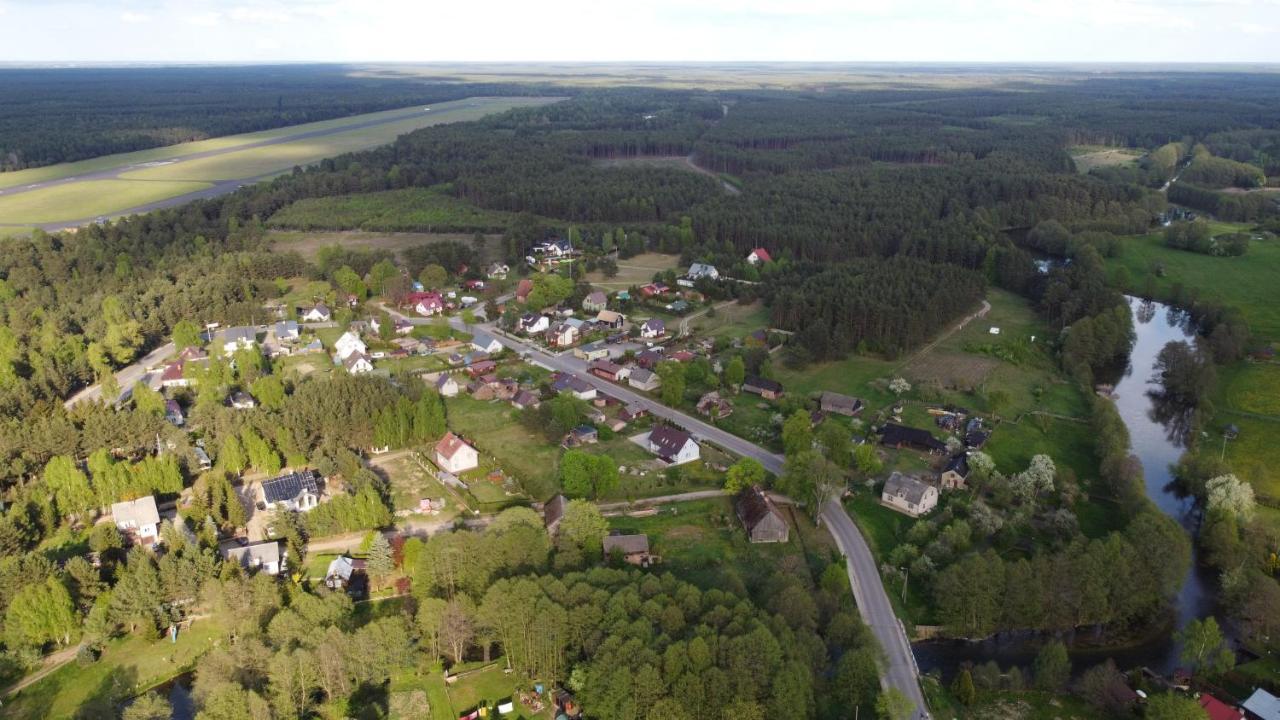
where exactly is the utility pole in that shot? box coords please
[901,566,909,602]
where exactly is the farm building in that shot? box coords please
[940,453,970,490]
[735,486,789,543]
[820,391,863,416]
[589,359,630,382]
[879,423,946,454]
[742,375,783,400]
[544,495,568,534]
[602,533,652,565]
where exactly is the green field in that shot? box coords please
[1108,230,1280,341]
[1069,145,1144,174]
[267,187,520,233]
[3,616,226,720]
[0,97,558,227]
[1221,363,1280,416]
[0,179,212,224]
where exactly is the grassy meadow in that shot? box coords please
[267,187,520,233]
[0,179,212,224]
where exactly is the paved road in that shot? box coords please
[461,319,928,718]
[823,500,929,719]
[63,341,176,409]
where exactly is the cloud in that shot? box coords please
[119,11,150,23]
[185,11,221,26]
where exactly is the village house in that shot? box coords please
[589,359,630,383]
[620,403,649,422]
[940,453,970,490]
[193,446,213,471]
[518,313,550,334]
[1242,688,1279,720]
[262,469,321,512]
[515,278,533,304]
[639,318,665,339]
[222,540,285,576]
[735,485,789,543]
[435,374,461,398]
[217,326,257,356]
[634,349,665,369]
[820,391,864,416]
[573,342,610,362]
[745,248,773,265]
[582,291,608,313]
[411,292,444,317]
[111,495,161,545]
[333,330,367,361]
[324,555,367,592]
[229,391,257,410]
[300,303,332,323]
[470,331,504,355]
[645,426,700,465]
[603,533,652,566]
[881,472,939,517]
[164,399,185,427]
[160,361,193,388]
[628,368,661,392]
[511,389,541,410]
[595,309,625,330]
[547,322,579,347]
[564,424,599,447]
[371,316,413,336]
[880,423,947,454]
[741,375,783,400]
[696,391,733,418]
[486,262,510,279]
[1199,694,1246,720]
[553,374,597,400]
[543,495,568,534]
[435,432,479,474]
[342,351,374,374]
[680,263,720,287]
[272,320,301,343]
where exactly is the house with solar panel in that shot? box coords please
[260,469,321,512]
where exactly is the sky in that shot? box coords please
[0,0,1277,64]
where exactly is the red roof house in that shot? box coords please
[1199,694,1245,720]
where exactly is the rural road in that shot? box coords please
[63,341,176,409]
[461,318,929,718]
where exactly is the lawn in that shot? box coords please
[376,454,459,516]
[1220,362,1280,417]
[688,300,770,340]
[269,229,502,265]
[0,179,212,224]
[445,396,562,501]
[268,187,521,233]
[606,497,814,591]
[1069,145,1144,174]
[445,665,547,719]
[3,616,227,720]
[583,252,680,291]
[1206,414,1280,503]
[1107,230,1280,341]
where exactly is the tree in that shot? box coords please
[4,576,78,648]
[249,375,286,411]
[332,266,368,300]
[1012,454,1055,505]
[951,668,977,705]
[219,434,247,474]
[723,356,745,389]
[527,274,573,309]
[132,381,166,417]
[171,320,202,351]
[558,500,608,556]
[419,264,448,289]
[44,455,96,519]
[1177,616,1235,677]
[123,691,173,720]
[657,361,686,406]
[817,420,853,467]
[724,458,766,494]
[853,444,883,475]
[1033,640,1070,690]
[781,410,812,456]
[560,451,619,499]
[440,598,474,665]
[101,295,143,364]
[1146,693,1209,720]
[1205,474,1255,523]
[888,377,911,396]
[366,532,393,588]
[875,687,915,720]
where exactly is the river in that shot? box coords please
[914,296,1216,678]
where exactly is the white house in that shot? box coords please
[333,330,367,361]
[229,391,257,410]
[678,263,720,287]
[300,303,332,323]
[640,318,666,339]
[881,472,939,517]
[486,262,510,279]
[518,314,550,335]
[217,326,257,356]
[548,322,579,347]
[435,374,461,398]
[111,496,161,544]
[414,294,444,317]
[470,331,503,354]
[628,368,661,392]
[645,427,700,465]
[435,432,479,474]
[261,469,321,512]
[222,540,285,576]
[342,352,374,374]
[272,320,301,343]
[745,248,773,265]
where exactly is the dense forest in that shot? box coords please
[0,65,550,170]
